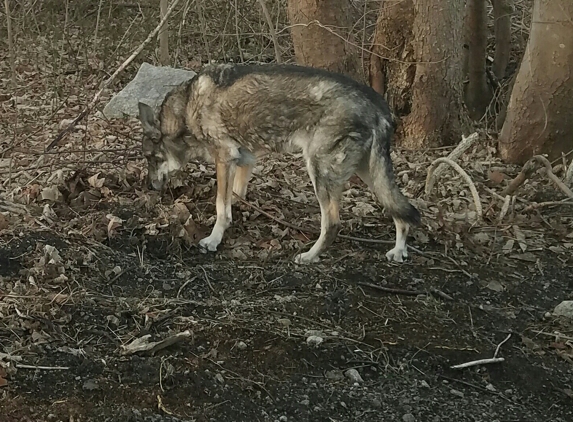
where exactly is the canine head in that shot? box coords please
[138,100,190,191]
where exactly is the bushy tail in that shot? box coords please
[369,126,421,226]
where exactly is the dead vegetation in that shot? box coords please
[1,1,573,421]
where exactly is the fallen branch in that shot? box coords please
[120,330,192,355]
[451,333,511,369]
[16,364,70,370]
[424,132,479,196]
[522,199,573,213]
[502,155,573,199]
[358,281,453,301]
[425,157,483,220]
[46,0,184,151]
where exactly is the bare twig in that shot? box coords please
[425,157,483,220]
[358,282,453,301]
[16,364,70,370]
[257,0,281,63]
[4,0,16,87]
[46,0,184,151]
[503,155,573,199]
[425,132,479,195]
[522,199,573,213]
[451,333,511,369]
[450,357,505,369]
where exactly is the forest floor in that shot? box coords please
[1,1,573,421]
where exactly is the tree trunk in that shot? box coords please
[369,0,415,114]
[404,0,467,148]
[287,0,362,81]
[492,0,512,80]
[464,0,493,121]
[498,0,573,164]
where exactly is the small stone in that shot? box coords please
[450,389,464,398]
[236,341,247,350]
[344,368,364,383]
[215,373,225,384]
[370,398,382,408]
[485,383,496,392]
[306,335,324,347]
[279,416,288,422]
[420,380,430,388]
[300,399,310,406]
[402,413,416,422]
[325,370,344,381]
[82,379,99,391]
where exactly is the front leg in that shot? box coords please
[199,156,236,252]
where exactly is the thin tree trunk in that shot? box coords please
[464,0,493,121]
[287,0,362,81]
[159,0,169,65]
[498,0,573,164]
[492,0,512,80]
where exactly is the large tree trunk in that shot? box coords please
[464,0,493,121]
[498,0,573,164]
[287,0,362,81]
[369,0,415,113]
[403,0,466,149]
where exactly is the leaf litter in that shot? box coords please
[1,3,573,421]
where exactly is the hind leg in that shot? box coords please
[385,218,409,262]
[356,165,410,263]
[294,172,342,264]
[232,163,253,203]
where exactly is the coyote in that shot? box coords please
[138,63,420,264]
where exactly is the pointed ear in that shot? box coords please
[138,102,161,140]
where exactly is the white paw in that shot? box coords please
[294,252,320,265]
[198,235,221,253]
[386,247,408,263]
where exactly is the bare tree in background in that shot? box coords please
[492,0,512,79]
[4,0,16,87]
[287,0,361,81]
[159,0,170,65]
[498,0,573,164]
[370,0,466,149]
[464,0,493,121]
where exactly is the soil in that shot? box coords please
[1,202,572,422]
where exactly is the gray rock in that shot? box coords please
[103,62,196,119]
[553,301,573,319]
[344,368,364,383]
[402,414,416,422]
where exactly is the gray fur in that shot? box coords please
[138,63,420,264]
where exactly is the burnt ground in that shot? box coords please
[1,195,572,422]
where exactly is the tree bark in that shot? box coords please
[369,0,415,114]
[400,0,466,149]
[498,0,573,164]
[492,0,512,80]
[287,0,362,81]
[464,0,493,121]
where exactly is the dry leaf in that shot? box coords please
[88,173,105,189]
[40,186,62,202]
[106,214,123,237]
